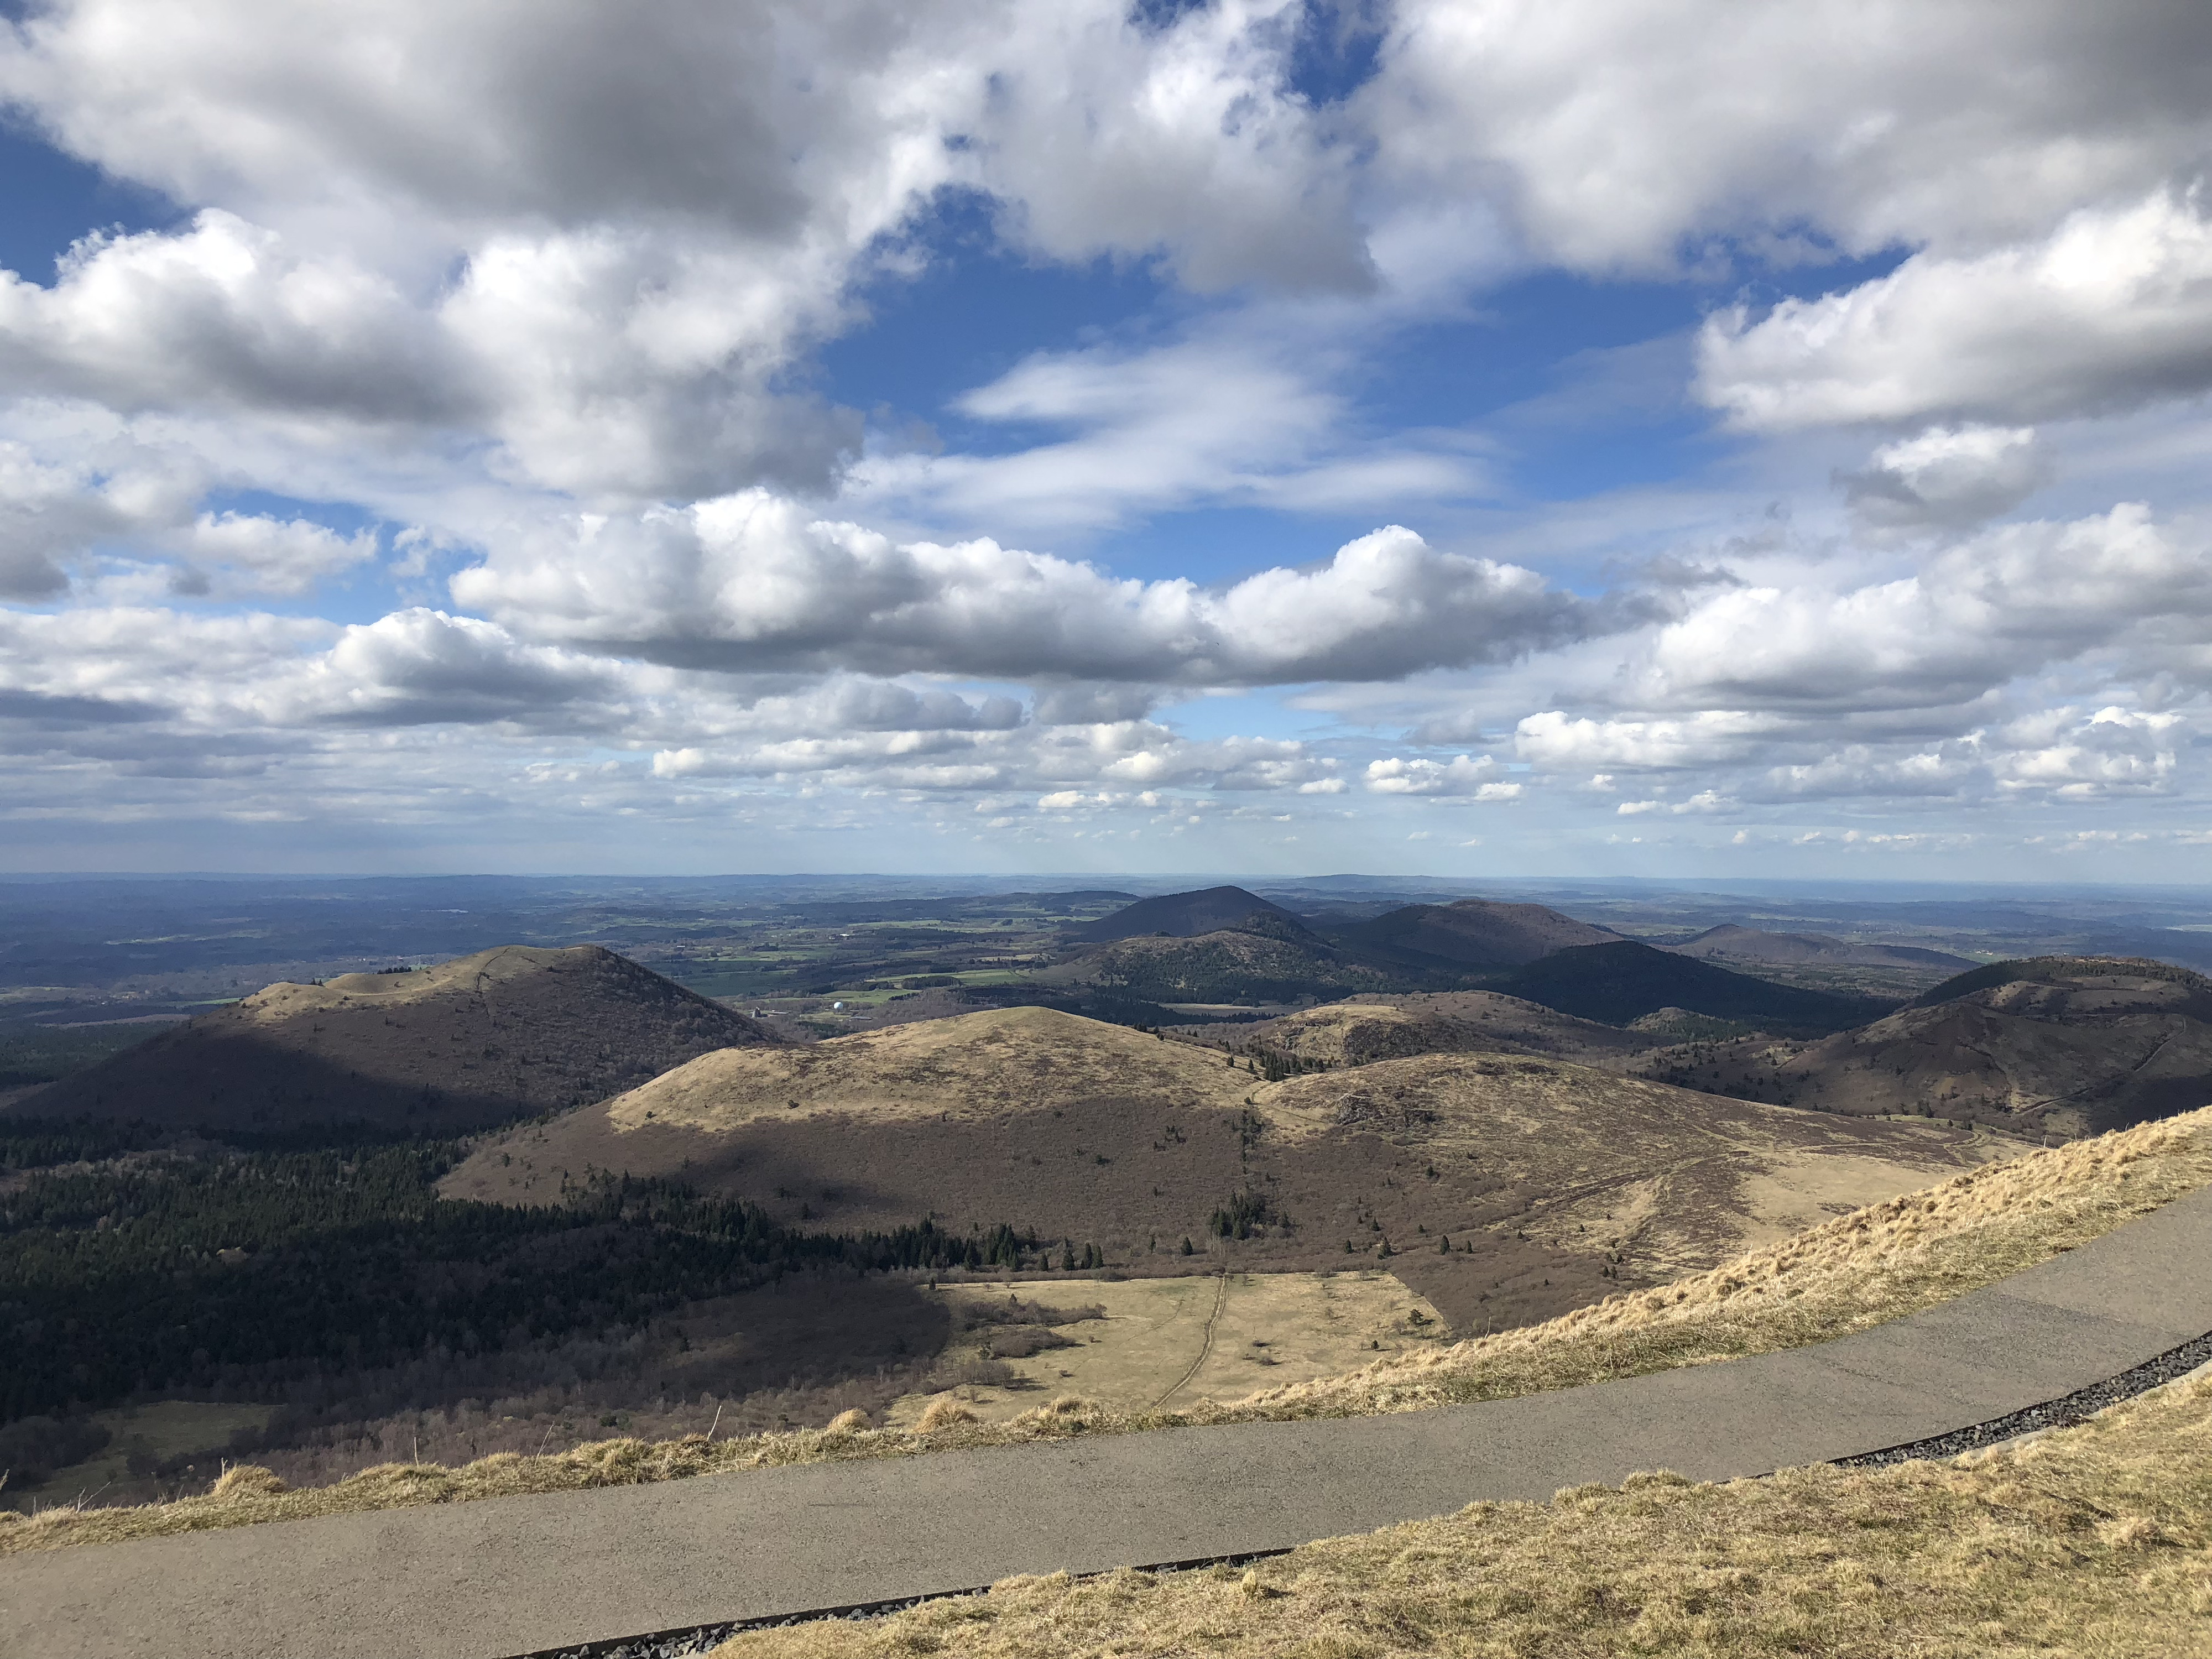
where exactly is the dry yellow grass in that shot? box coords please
[8,1106,2206,1558]
[1212,992,1644,1070]
[883,1270,1448,1426]
[1239,1103,2212,1419]
[708,1368,2212,1659]
[238,945,598,1023]
[604,1005,1258,1129]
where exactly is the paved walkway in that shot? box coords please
[8,1186,2211,1659]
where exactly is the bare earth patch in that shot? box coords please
[712,1369,2212,1659]
[8,1107,2203,1558]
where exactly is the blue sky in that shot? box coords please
[0,1,2208,880]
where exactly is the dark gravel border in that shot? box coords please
[510,1329,2212,1659]
[1832,1324,2212,1468]
[508,1550,1293,1659]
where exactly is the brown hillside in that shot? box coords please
[1671,924,1971,972]
[1045,926,1381,1004]
[16,945,780,1133]
[447,1006,2003,1334]
[1070,885,1306,943]
[596,1006,1254,1128]
[1340,898,1619,967]
[1640,957,2212,1138]
[1177,992,1650,1069]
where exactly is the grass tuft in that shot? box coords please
[912,1397,979,1433]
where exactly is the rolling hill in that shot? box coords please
[1070,886,1309,944]
[1172,992,1651,1070]
[1053,921,1384,1007]
[1334,898,1619,969]
[1670,924,1973,972]
[447,1004,2001,1332]
[1495,940,1897,1035]
[1649,957,2212,1138]
[13,945,780,1133]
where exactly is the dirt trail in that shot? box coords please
[1152,1272,1229,1408]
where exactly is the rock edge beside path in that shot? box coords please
[8,1186,2211,1659]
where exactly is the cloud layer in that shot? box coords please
[453,505,1600,685]
[0,1,2208,873]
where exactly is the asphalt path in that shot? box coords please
[8,1185,2211,1659]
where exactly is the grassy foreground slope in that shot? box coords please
[716,1371,2212,1659]
[8,1107,2204,1556]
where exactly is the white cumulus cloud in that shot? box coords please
[1698,190,2212,432]
[453,501,1599,685]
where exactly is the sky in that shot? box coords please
[0,0,2209,880]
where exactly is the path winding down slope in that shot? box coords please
[8,1187,2211,1659]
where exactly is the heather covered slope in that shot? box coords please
[448,1005,1999,1330]
[15,945,780,1133]
[1656,957,2212,1138]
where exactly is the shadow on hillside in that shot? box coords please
[14,1272,964,1509]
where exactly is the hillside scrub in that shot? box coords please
[8,1106,2206,1556]
[709,1369,2212,1659]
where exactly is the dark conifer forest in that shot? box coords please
[0,1123,1041,1427]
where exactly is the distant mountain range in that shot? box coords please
[1334,899,1621,968]
[16,887,2208,1149]
[1666,924,1973,972]
[1060,889,1886,1035]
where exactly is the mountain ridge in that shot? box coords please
[14,945,781,1133]
[1069,886,1312,945]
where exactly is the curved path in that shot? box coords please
[8,1186,2212,1659]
